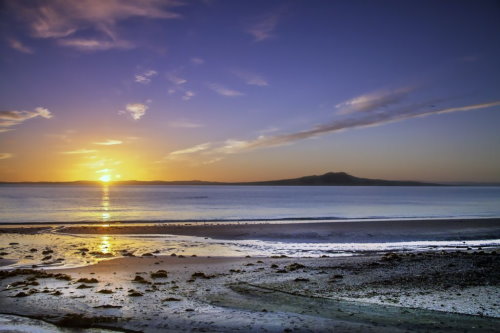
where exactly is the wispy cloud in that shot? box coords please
[169,143,212,156]
[94,139,123,145]
[120,103,148,120]
[7,38,33,54]
[135,69,158,84]
[335,87,413,115]
[164,88,500,164]
[167,73,187,85]
[165,143,212,162]
[182,90,195,101]
[246,10,284,42]
[208,83,244,97]
[0,153,13,160]
[233,70,268,86]
[0,107,52,132]
[190,57,205,65]
[61,149,97,155]
[168,119,203,128]
[11,0,182,51]
[58,38,134,51]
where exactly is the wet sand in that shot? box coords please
[0,250,499,332]
[54,218,500,243]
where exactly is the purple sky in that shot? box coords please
[1,0,499,182]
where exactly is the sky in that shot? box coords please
[1,0,499,183]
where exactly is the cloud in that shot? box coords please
[167,73,187,85]
[336,87,413,115]
[0,153,13,160]
[247,11,283,42]
[58,38,134,51]
[182,90,195,101]
[61,149,97,155]
[121,103,148,120]
[233,70,268,86]
[165,87,500,164]
[166,143,212,161]
[7,38,33,54]
[15,0,182,38]
[169,143,212,156]
[10,0,182,51]
[190,57,205,65]
[135,69,157,84]
[94,139,123,145]
[0,107,52,132]
[168,119,203,128]
[208,83,244,97]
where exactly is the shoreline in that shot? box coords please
[54,217,500,243]
[1,218,499,243]
[1,215,499,226]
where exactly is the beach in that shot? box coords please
[1,219,500,332]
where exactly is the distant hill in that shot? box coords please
[233,172,439,186]
[0,172,441,186]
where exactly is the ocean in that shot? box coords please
[1,185,500,224]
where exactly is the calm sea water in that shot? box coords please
[0,185,500,224]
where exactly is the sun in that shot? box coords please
[99,174,111,182]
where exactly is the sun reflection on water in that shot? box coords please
[99,235,112,254]
[101,184,110,223]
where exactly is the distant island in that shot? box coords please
[0,172,441,186]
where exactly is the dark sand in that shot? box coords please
[53,218,500,243]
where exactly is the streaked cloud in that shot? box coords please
[61,149,97,155]
[7,38,33,54]
[168,119,203,128]
[336,87,413,115]
[94,139,123,145]
[167,142,212,158]
[190,57,205,65]
[208,83,244,97]
[167,73,187,85]
[135,70,157,84]
[0,107,52,132]
[58,38,134,51]
[121,103,148,120]
[0,153,13,160]
[247,11,283,42]
[166,86,500,164]
[233,70,269,86]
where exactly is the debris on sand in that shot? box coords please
[133,275,151,284]
[76,277,98,283]
[97,289,114,294]
[76,284,93,289]
[191,272,214,279]
[150,270,168,278]
[56,313,118,328]
[94,304,122,309]
[162,297,181,302]
[286,263,306,271]
[128,291,144,297]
